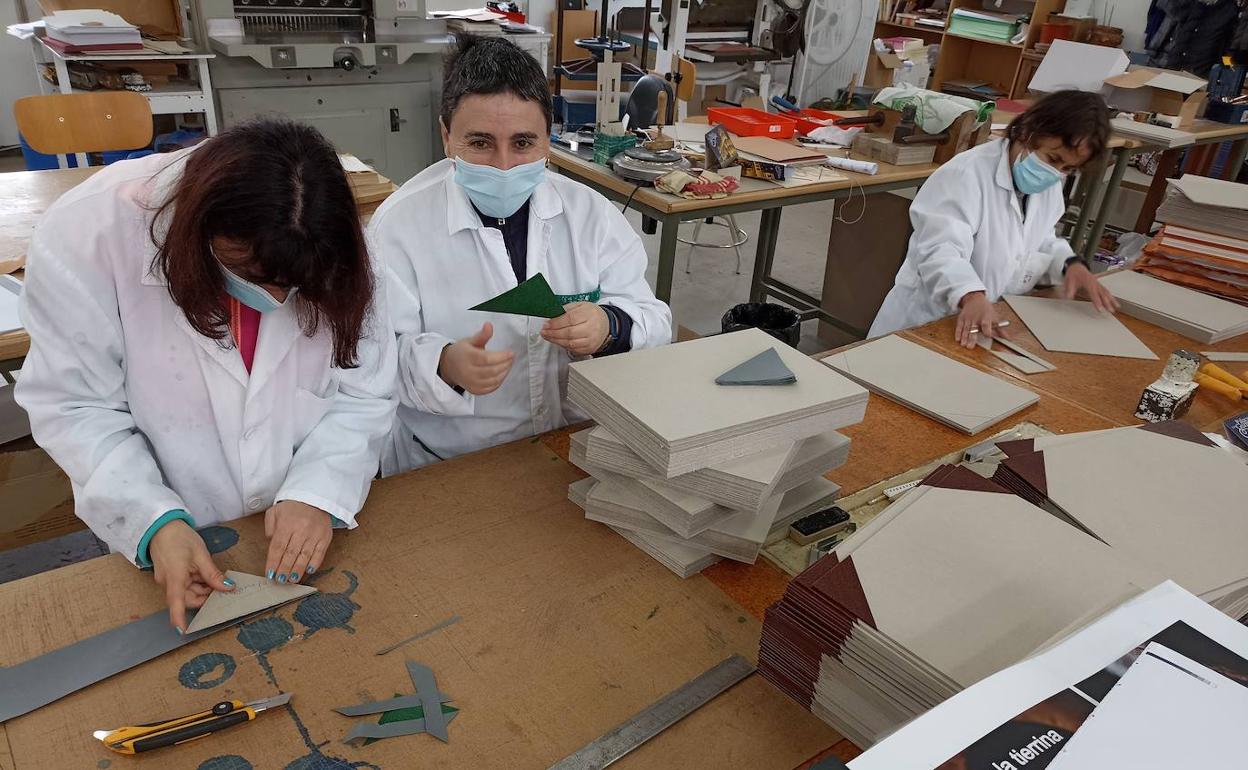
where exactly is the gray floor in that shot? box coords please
[625,201,842,354]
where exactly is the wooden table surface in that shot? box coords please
[547,146,937,215]
[3,303,1243,768]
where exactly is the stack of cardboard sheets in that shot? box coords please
[565,329,869,577]
[1098,270,1248,343]
[1140,176,1248,307]
[760,422,1248,745]
[339,154,398,215]
[992,422,1248,616]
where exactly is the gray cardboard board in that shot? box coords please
[1004,295,1158,360]
[715,348,797,386]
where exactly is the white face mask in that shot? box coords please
[452,157,547,219]
[212,246,293,313]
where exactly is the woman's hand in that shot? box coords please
[149,519,234,634]
[1062,262,1119,313]
[439,322,515,395]
[265,500,333,585]
[955,291,1008,349]
[541,302,610,356]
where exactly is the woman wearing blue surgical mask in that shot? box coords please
[16,118,397,633]
[870,90,1120,346]
[372,34,672,475]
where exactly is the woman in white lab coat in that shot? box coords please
[374,35,672,475]
[870,90,1119,346]
[16,119,397,633]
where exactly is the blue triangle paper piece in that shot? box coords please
[715,347,797,386]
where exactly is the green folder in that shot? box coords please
[470,273,567,319]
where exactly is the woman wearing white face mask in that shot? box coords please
[373,34,672,475]
[869,90,1120,347]
[16,119,397,633]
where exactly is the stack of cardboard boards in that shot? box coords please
[1136,176,1248,310]
[565,329,868,577]
[760,423,1248,745]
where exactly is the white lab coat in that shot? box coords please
[15,150,398,563]
[373,158,672,475]
[869,138,1076,338]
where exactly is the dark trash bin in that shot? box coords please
[721,302,801,348]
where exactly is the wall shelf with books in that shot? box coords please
[878,0,1066,98]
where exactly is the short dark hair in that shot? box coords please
[441,33,553,131]
[1006,90,1111,166]
[149,118,373,369]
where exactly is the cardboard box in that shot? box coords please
[1105,68,1208,127]
[0,438,80,553]
[39,0,184,39]
[865,49,905,89]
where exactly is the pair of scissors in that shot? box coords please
[93,693,292,754]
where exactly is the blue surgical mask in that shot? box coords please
[219,263,291,313]
[453,157,546,219]
[1011,151,1064,195]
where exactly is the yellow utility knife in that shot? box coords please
[93,693,291,754]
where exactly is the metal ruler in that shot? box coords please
[548,654,756,770]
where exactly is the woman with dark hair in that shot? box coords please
[870,90,1120,345]
[16,119,397,633]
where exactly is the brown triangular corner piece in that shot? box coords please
[1137,419,1218,448]
[811,556,877,631]
[996,452,1049,500]
[185,571,316,634]
[919,464,1012,494]
[994,438,1035,458]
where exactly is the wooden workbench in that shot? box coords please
[548,146,937,312]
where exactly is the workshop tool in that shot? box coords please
[93,693,291,754]
[548,654,755,769]
[789,505,853,545]
[1138,350,1203,421]
[968,320,1011,335]
[1196,373,1243,401]
[1200,363,1248,394]
[610,146,691,184]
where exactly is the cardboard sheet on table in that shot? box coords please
[1047,643,1248,770]
[822,335,1038,434]
[1170,175,1248,210]
[184,570,316,634]
[1099,270,1248,338]
[470,273,565,318]
[1004,294,1158,360]
[732,136,827,163]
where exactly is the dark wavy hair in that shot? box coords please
[1006,90,1111,167]
[148,118,371,368]
[441,33,553,131]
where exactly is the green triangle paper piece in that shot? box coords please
[470,273,566,319]
[362,697,460,746]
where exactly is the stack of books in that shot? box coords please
[42,10,141,54]
[564,328,869,578]
[1137,175,1248,306]
[760,422,1248,746]
[947,7,1021,41]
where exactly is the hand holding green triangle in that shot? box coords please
[470,273,567,319]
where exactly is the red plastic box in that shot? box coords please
[707,107,798,138]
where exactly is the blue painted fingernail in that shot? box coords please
[267,570,275,580]
[306,565,316,574]
[278,574,286,583]
[176,627,184,636]
[223,578,236,588]
[290,572,299,583]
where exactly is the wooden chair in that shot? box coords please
[13,92,153,169]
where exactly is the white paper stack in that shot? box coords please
[567,328,869,477]
[565,329,866,577]
[1098,270,1248,343]
[846,582,1248,770]
[43,10,141,49]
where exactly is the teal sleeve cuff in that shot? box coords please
[329,513,347,530]
[135,509,196,568]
